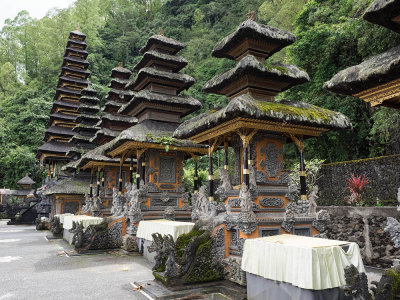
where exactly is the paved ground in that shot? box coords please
[0,220,154,300]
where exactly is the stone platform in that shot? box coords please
[134,279,247,300]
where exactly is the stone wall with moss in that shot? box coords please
[316,154,400,206]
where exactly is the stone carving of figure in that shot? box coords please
[239,184,252,212]
[197,186,209,216]
[385,217,400,248]
[249,162,257,188]
[308,185,319,217]
[111,187,125,216]
[81,193,91,214]
[219,168,232,191]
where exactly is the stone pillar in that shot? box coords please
[224,142,229,170]
[209,148,214,201]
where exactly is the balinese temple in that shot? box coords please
[37,28,90,173]
[67,84,101,159]
[12,174,36,202]
[172,17,351,282]
[61,63,139,217]
[105,33,208,224]
[91,64,137,145]
[36,29,91,216]
[324,0,400,109]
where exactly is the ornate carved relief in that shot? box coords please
[63,201,79,214]
[265,142,278,178]
[259,197,284,207]
[159,156,176,183]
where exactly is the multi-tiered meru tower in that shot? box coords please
[37,29,90,175]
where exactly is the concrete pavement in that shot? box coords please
[0,220,154,300]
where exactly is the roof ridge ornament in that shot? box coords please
[118,62,123,68]
[246,10,256,21]
[76,25,80,31]
[158,29,164,36]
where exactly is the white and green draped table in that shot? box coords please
[54,213,74,224]
[62,215,104,244]
[241,234,365,300]
[136,219,195,262]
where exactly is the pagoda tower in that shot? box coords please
[105,33,205,223]
[172,17,351,284]
[91,63,137,145]
[37,29,90,175]
[67,84,101,159]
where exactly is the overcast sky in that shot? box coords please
[0,0,76,29]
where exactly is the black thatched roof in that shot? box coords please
[47,113,77,127]
[44,176,90,196]
[212,19,296,60]
[173,94,351,139]
[126,67,195,92]
[45,126,75,137]
[104,100,123,110]
[37,141,71,154]
[105,119,206,154]
[54,87,81,100]
[100,114,137,124]
[109,78,130,87]
[17,174,35,186]
[61,66,90,78]
[324,45,400,96]
[65,47,88,59]
[11,189,34,196]
[363,0,400,33]
[70,29,86,38]
[77,104,100,114]
[106,89,132,100]
[111,65,132,78]
[203,55,309,95]
[140,34,184,55]
[90,128,120,143]
[57,76,89,87]
[118,90,202,116]
[81,85,97,96]
[62,56,89,68]
[75,114,100,124]
[134,50,188,72]
[66,39,87,50]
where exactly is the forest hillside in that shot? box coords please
[0,0,399,188]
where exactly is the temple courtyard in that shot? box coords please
[0,220,153,300]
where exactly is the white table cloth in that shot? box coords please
[241,234,365,290]
[62,215,104,230]
[54,213,74,224]
[136,219,195,241]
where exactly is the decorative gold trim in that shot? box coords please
[208,196,214,201]
[190,118,326,143]
[353,78,400,107]
[224,165,229,170]
[300,171,306,176]
[243,169,249,174]
[208,175,214,180]
[194,176,198,180]
[300,195,307,200]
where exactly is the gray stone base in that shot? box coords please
[121,235,138,252]
[143,239,156,263]
[134,279,246,300]
[63,228,74,245]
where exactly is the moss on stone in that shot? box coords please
[385,268,400,300]
[175,228,204,257]
[153,271,168,286]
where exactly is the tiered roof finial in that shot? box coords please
[118,61,123,68]
[246,10,256,21]
[158,29,164,36]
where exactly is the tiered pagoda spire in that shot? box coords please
[118,34,200,122]
[91,63,137,145]
[67,84,101,158]
[37,29,90,166]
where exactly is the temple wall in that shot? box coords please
[318,206,400,268]
[317,154,400,206]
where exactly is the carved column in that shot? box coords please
[299,143,307,200]
[129,156,134,184]
[243,144,249,187]
[141,151,146,185]
[224,142,229,170]
[194,156,198,193]
[96,168,101,197]
[209,148,214,201]
[89,169,94,200]
[118,161,123,195]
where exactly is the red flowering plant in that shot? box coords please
[345,174,369,206]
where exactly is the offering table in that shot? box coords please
[241,234,365,300]
[62,215,104,244]
[136,219,195,262]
